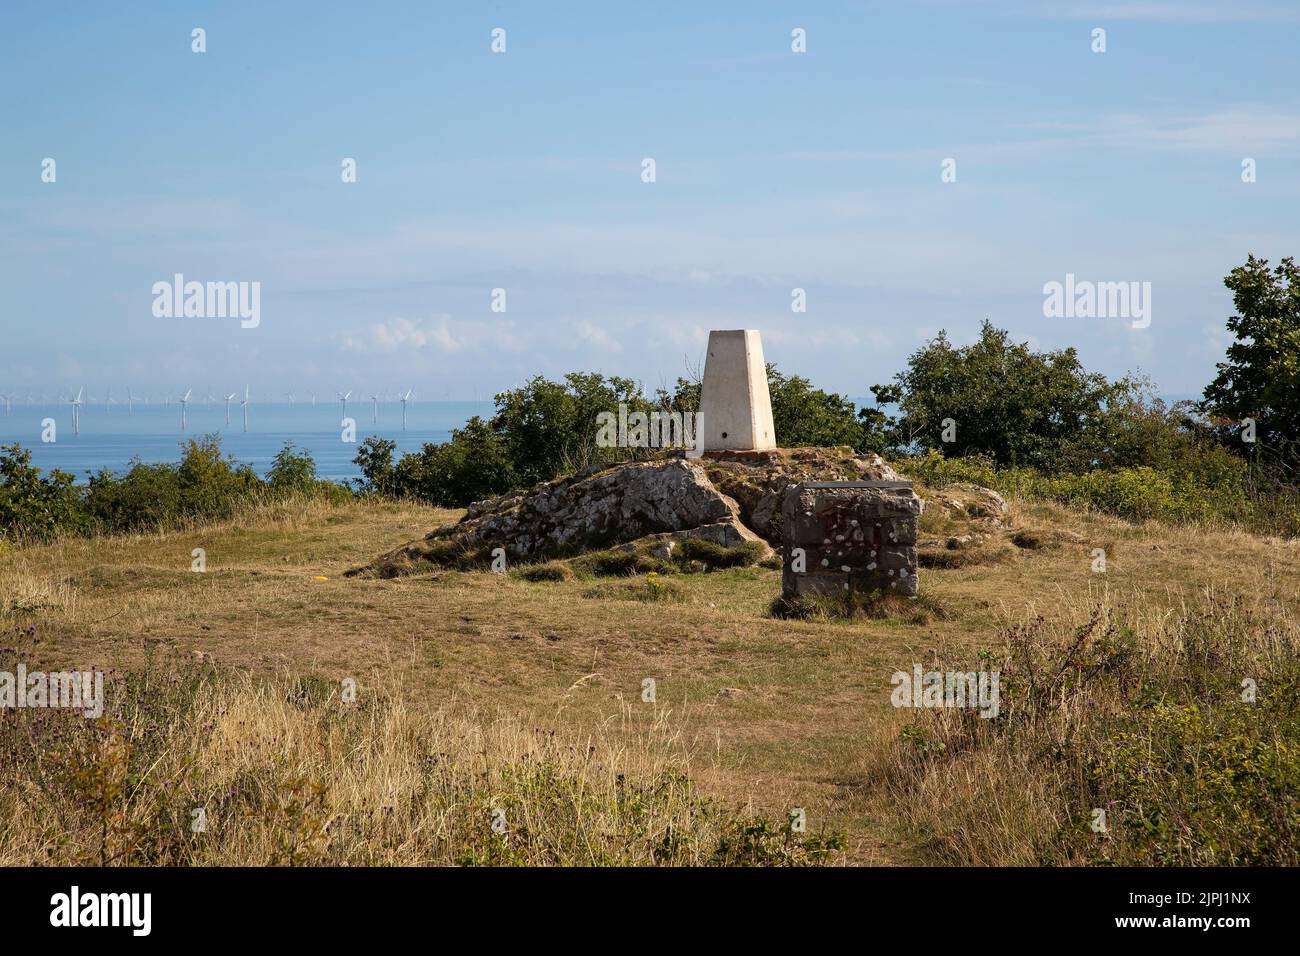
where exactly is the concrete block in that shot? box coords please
[698,330,777,452]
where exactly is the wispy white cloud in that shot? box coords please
[786,107,1300,165]
[572,321,624,353]
[336,315,524,355]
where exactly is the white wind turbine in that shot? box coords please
[224,391,236,426]
[370,391,379,425]
[68,387,83,436]
[284,391,295,406]
[338,389,351,421]
[179,388,192,431]
[241,386,250,432]
[104,387,114,413]
[400,388,413,431]
[1,393,11,415]
[126,387,136,415]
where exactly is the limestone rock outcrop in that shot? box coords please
[356,446,916,579]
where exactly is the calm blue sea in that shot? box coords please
[0,401,495,484]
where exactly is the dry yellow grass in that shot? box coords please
[2,491,1298,864]
[0,659,768,865]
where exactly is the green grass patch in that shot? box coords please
[513,561,574,583]
[582,574,685,603]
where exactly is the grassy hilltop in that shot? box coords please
[2,474,1296,866]
[4,270,1298,864]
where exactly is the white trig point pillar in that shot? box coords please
[698,329,777,451]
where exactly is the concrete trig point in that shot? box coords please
[698,330,776,452]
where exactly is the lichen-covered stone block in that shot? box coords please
[781,481,923,598]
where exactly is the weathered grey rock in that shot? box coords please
[702,447,901,543]
[358,447,916,578]
[930,483,1009,523]
[781,480,923,598]
[367,459,745,573]
[614,519,767,558]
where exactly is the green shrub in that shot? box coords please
[581,549,671,577]
[515,561,573,583]
[673,538,765,569]
[267,442,317,493]
[391,417,516,507]
[707,817,847,866]
[903,448,1298,536]
[1,437,350,542]
[1095,689,1300,865]
[0,444,85,541]
[84,460,183,532]
[884,594,1300,866]
[576,540,765,577]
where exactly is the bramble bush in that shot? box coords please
[883,594,1300,866]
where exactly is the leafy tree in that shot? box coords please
[669,365,863,450]
[268,442,319,493]
[1201,255,1300,463]
[491,373,653,484]
[85,460,182,532]
[892,320,1136,472]
[394,416,516,506]
[767,366,862,449]
[857,383,903,454]
[353,437,398,496]
[176,435,259,518]
[0,444,82,541]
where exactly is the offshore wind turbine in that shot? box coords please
[400,388,413,431]
[68,387,83,436]
[179,388,192,432]
[224,392,236,426]
[240,386,250,432]
[371,392,379,425]
[338,389,351,421]
[126,387,136,415]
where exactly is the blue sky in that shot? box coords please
[2,0,1297,402]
